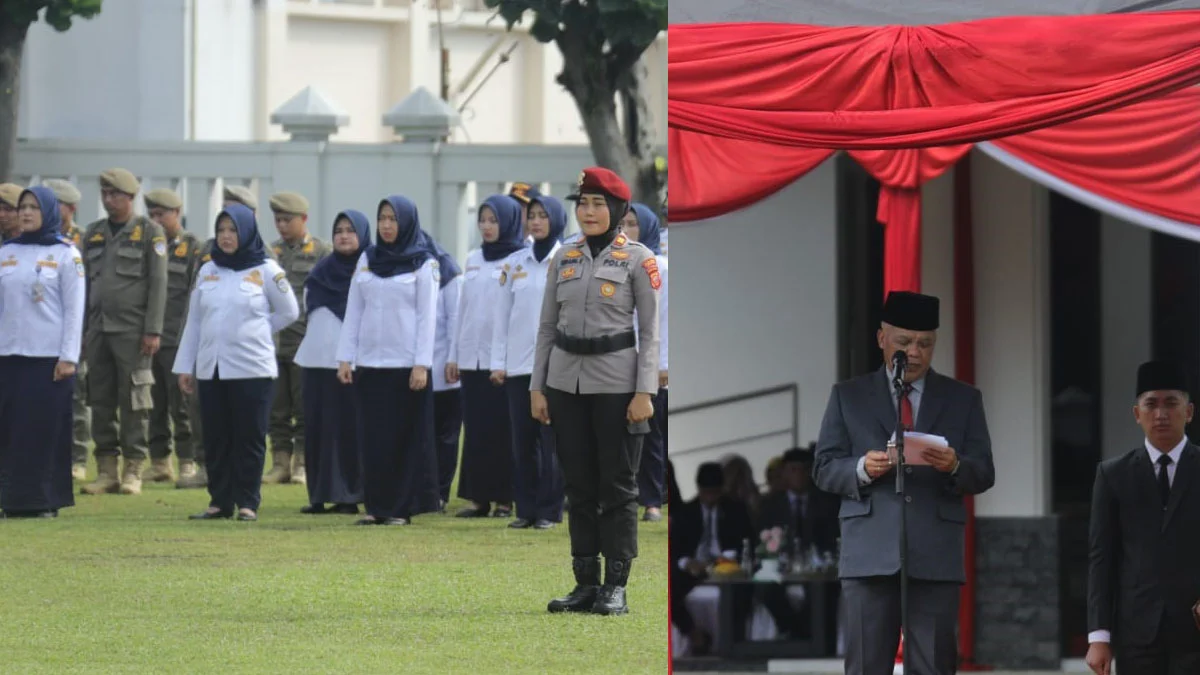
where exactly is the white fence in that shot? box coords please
[12,139,595,262]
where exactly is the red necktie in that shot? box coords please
[900,384,914,431]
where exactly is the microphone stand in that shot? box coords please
[890,366,912,674]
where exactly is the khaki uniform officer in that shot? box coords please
[79,168,169,496]
[265,191,330,484]
[43,178,92,480]
[0,183,22,241]
[141,188,203,486]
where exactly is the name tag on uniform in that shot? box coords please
[202,274,220,282]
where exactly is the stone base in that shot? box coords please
[973,516,1061,669]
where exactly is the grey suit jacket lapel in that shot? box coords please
[1163,443,1198,531]
[870,367,899,437]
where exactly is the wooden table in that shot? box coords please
[700,570,840,658]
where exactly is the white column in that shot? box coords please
[971,150,1052,518]
[1100,215,1152,460]
[256,0,291,141]
[407,1,433,95]
[922,167,957,379]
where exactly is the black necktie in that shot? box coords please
[1157,454,1173,507]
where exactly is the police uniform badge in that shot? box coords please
[153,237,167,257]
[600,282,616,298]
[174,241,189,258]
[273,271,289,293]
[73,256,85,277]
[642,257,662,290]
[577,171,586,187]
[499,269,508,286]
[565,249,583,260]
[130,225,143,242]
[561,266,576,280]
[611,250,629,260]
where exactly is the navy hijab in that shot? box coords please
[366,195,432,278]
[305,209,371,320]
[529,195,566,263]
[630,203,662,255]
[479,195,525,262]
[210,203,268,272]
[4,187,65,248]
[420,229,461,289]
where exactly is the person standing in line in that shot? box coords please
[264,191,331,486]
[620,203,668,523]
[420,227,463,514]
[0,184,22,241]
[296,209,370,516]
[79,168,168,497]
[449,195,526,519]
[0,187,85,518]
[195,185,261,266]
[174,204,299,521]
[43,178,92,480]
[491,194,567,530]
[335,196,438,526]
[141,188,202,486]
[532,167,661,616]
[1086,361,1200,675]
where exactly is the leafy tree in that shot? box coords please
[486,0,666,210]
[0,0,103,180]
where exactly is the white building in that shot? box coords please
[18,0,667,147]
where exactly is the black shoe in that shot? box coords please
[355,517,379,526]
[533,519,556,530]
[492,506,513,518]
[332,504,360,515]
[592,559,632,615]
[508,518,533,529]
[381,517,410,526]
[301,504,329,514]
[547,557,601,613]
[455,505,489,518]
[236,511,258,522]
[189,509,233,520]
[35,510,58,519]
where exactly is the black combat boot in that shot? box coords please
[592,558,631,615]
[547,557,600,613]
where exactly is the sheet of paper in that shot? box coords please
[887,432,949,466]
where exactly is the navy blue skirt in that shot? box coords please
[0,356,75,513]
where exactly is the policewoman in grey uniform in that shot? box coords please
[531,167,661,616]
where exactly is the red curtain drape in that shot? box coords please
[668,11,1200,292]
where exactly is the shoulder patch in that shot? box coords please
[153,239,167,257]
[642,257,661,290]
[273,270,289,293]
[74,256,85,277]
[614,233,627,248]
[201,254,212,263]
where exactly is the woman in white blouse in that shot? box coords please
[0,186,85,518]
[295,209,370,516]
[173,204,300,521]
[336,195,438,526]
[448,195,526,519]
[490,194,567,530]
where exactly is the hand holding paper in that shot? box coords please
[888,432,957,471]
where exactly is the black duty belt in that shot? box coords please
[555,330,636,355]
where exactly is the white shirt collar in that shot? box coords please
[524,240,561,264]
[1144,436,1187,464]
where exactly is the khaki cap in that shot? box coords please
[0,183,22,208]
[269,191,309,216]
[144,188,183,210]
[43,179,81,205]
[99,167,140,195]
[223,185,258,211]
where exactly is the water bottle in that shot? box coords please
[740,538,754,574]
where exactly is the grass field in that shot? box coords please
[0,469,668,675]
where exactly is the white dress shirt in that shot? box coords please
[0,242,85,363]
[433,275,463,392]
[335,254,438,369]
[294,306,342,370]
[173,259,300,380]
[453,248,510,370]
[1087,435,1187,645]
[490,243,558,376]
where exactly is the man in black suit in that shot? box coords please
[758,446,840,554]
[1087,360,1200,675]
[670,462,754,653]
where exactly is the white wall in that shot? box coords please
[971,150,1053,518]
[1100,215,1152,460]
[922,167,957,379]
[19,0,189,141]
[668,162,839,499]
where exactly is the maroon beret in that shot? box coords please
[568,167,631,203]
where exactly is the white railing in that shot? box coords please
[12,139,592,263]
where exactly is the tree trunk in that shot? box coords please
[557,36,662,211]
[0,21,29,183]
[616,60,662,211]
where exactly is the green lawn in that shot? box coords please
[0,474,668,674]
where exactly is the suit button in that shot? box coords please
[905,496,912,503]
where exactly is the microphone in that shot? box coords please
[891,350,907,384]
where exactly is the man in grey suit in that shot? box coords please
[813,291,995,675]
[1086,361,1200,675]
